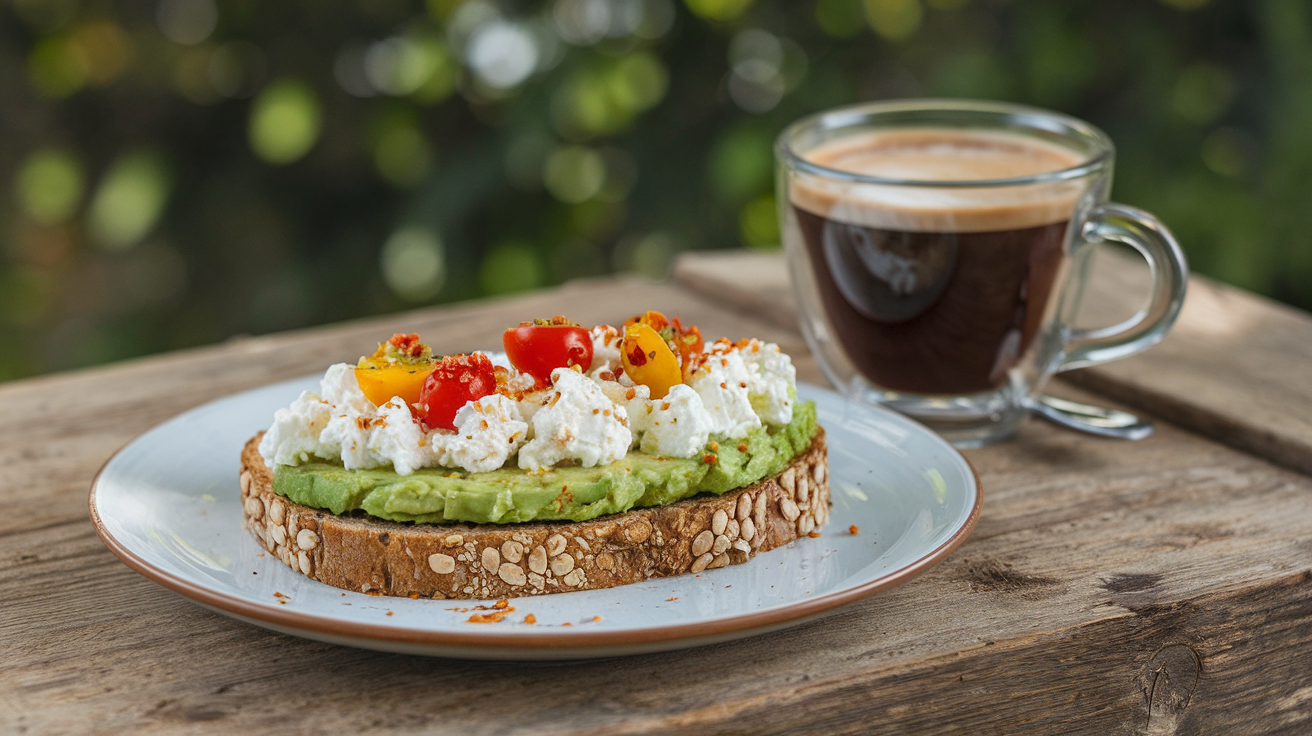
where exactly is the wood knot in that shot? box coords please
[1137,644,1202,735]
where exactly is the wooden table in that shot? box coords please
[5,249,1311,734]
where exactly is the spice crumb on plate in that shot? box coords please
[468,607,515,624]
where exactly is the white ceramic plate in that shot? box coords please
[91,379,980,660]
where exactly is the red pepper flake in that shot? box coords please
[494,599,509,609]
[561,622,573,627]
[625,388,636,400]
[737,443,748,452]
[409,593,420,599]
[468,607,515,624]
[626,343,648,367]
[386,611,393,616]
[591,616,602,622]
[524,613,537,624]
[702,453,717,465]
[808,531,821,538]
[665,597,678,602]
[849,525,860,535]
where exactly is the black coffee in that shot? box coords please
[791,128,1083,395]
[794,209,1068,394]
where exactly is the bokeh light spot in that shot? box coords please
[614,232,676,279]
[366,33,456,99]
[1171,63,1235,125]
[815,0,865,37]
[27,36,89,98]
[466,21,539,90]
[709,126,772,202]
[685,0,755,22]
[739,193,779,249]
[72,22,134,85]
[864,0,922,41]
[480,242,544,295]
[88,152,172,251]
[381,226,446,301]
[373,123,433,188]
[1202,127,1251,178]
[248,78,323,165]
[544,146,607,203]
[17,148,84,225]
[608,52,667,113]
[157,0,219,45]
[174,46,222,105]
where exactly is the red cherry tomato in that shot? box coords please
[417,353,497,431]
[502,319,594,385]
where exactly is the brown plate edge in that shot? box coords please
[87,442,983,655]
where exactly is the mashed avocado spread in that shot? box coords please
[273,401,816,524]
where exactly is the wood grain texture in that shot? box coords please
[3,269,1312,734]
[672,248,1312,476]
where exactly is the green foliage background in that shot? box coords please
[1,0,1307,381]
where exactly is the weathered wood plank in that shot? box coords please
[671,248,1312,476]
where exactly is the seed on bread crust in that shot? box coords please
[691,530,714,557]
[239,429,828,599]
[429,553,456,574]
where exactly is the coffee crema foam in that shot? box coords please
[791,128,1089,233]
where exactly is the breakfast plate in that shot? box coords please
[90,379,980,660]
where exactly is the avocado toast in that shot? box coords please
[244,312,829,598]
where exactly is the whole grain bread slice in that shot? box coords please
[240,430,829,599]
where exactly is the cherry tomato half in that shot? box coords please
[502,318,594,385]
[417,353,497,431]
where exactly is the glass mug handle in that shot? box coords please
[1057,203,1189,372]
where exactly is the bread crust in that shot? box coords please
[240,430,829,599]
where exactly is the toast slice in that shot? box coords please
[240,430,829,599]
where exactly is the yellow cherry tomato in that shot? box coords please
[354,333,436,407]
[354,363,433,407]
[621,323,681,399]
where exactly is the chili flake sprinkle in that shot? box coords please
[849,525,860,535]
[468,608,515,624]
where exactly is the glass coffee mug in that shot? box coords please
[777,99,1188,447]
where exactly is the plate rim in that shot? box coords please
[88,381,982,653]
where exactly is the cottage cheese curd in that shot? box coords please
[517,368,630,471]
[261,334,796,475]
